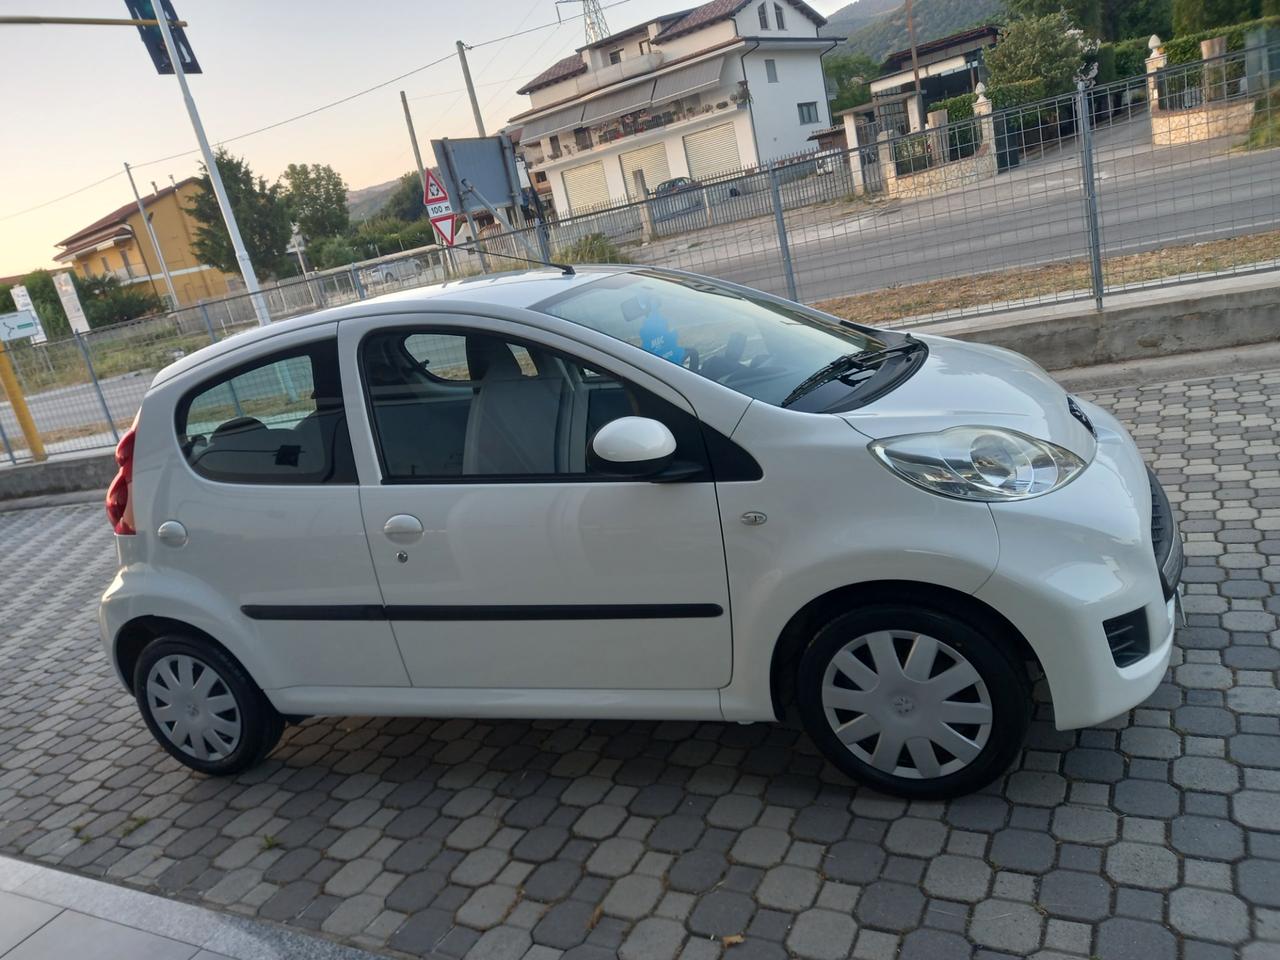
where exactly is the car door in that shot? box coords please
[158,329,409,690]
[338,313,734,691]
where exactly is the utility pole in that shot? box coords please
[124,162,179,308]
[904,0,923,129]
[456,41,486,137]
[400,90,430,197]
[154,13,271,325]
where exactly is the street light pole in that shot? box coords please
[153,13,271,325]
[124,161,179,308]
[904,0,923,129]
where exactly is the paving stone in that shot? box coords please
[855,880,925,932]
[1170,815,1245,860]
[584,838,643,877]
[756,864,821,911]
[923,855,992,903]
[989,829,1055,873]
[532,899,597,950]
[786,909,858,960]
[601,874,664,920]
[619,917,685,960]
[688,888,755,939]
[1095,917,1177,960]
[1237,858,1280,908]
[729,826,790,867]
[968,899,1043,955]
[1038,870,1112,921]
[899,929,972,960]
[1168,887,1251,944]
[457,884,519,930]
[884,818,948,858]
[465,925,531,960]
[667,849,728,893]
[823,840,886,884]
[1105,842,1180,890]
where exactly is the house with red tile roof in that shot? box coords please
[509,0,840,215]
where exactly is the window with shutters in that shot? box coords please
[609,49,622,64]
[765,59,778,83]
[774,3,785,28]
[757,3,769,29]
[798,101,819,124]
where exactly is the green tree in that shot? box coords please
[1006,0,1103,36]
[377,172,429,222]
[986,11,1095,95]
[1173,0,1259,34]
[280,162,350,241]
[188,149,292,279]
[75,274,163,328]
[824,52,881,113]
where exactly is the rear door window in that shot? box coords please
[175,339,355,484]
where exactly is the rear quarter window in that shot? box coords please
[174,339,355,484]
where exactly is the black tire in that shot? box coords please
[133,635,284,776]
[796,603,1030,800]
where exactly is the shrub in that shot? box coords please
[1246,86,1280,148]
[1165,15,1280,63]
[555,233,632,264]
[928,93,977,121]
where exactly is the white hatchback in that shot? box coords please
[100,267,1182,799]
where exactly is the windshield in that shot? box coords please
[536,270,886,407]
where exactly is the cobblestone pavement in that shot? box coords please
[1,368,1279,960]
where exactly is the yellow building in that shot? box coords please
[53,177,238,307]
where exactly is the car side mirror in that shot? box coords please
[589,417,677,478]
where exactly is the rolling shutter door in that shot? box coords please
[620,143,670,199]
[683,122,741,180]
[562,161,610,213]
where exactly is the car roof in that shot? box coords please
[152,264,634,387]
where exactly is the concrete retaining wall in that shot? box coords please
[928,274,1280,371]
[0,453,115,502]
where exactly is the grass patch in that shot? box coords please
[555,232,633,264]
[1246,88,1280,151]
[815,231,1280,326]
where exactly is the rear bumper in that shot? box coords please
[975,400,1179,730]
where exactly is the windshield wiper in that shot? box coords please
[780,335,925,408]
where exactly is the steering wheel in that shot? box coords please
[682,348,700,374]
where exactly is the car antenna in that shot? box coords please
[461,246,575,276]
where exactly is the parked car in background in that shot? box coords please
[363,257,423,286]
[100,266,1182,799]
[651,177,705,222]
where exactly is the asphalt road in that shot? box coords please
[646,112,1280,305]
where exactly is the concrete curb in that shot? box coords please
[0,453,116,503]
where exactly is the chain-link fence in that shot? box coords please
[4,42,1279,466]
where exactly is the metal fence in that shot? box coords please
[4,43,1280,466]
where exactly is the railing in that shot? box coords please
[4,43,1279,467]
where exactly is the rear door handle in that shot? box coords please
[383,514,424,544]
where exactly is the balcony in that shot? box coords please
[530,91,747,168]
[572,52,665,97]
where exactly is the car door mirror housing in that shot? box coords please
[590,417,677,478]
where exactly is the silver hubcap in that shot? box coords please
[821,631,992,780]
[146,655,242,761]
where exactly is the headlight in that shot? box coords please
[869,426,1086,501]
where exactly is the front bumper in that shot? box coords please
[974,400,1180,730]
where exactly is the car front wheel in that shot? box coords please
[796,604,1031,800]
[133,636,283,776]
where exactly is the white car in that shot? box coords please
[100,266,1182,799]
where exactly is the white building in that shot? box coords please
[510,0,839,215]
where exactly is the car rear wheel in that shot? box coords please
[133,636,283,776]
[796,604,1030,799]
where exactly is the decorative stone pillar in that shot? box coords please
[840,112,866,194]
[1202,36,1228,101]
[1146,35,1167,111]
[876,130,897,196]
[927,108,949,165]
[974,84,995,158]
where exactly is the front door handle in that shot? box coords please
[383,514,424,544]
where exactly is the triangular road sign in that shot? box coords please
[430,213,458,246]
[423,168,449,205]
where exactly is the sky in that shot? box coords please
[0,0,848,277]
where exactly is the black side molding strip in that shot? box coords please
[242,603,723,622]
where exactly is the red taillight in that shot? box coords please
[105,414,139,535]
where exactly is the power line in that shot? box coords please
[0,0,637,222]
